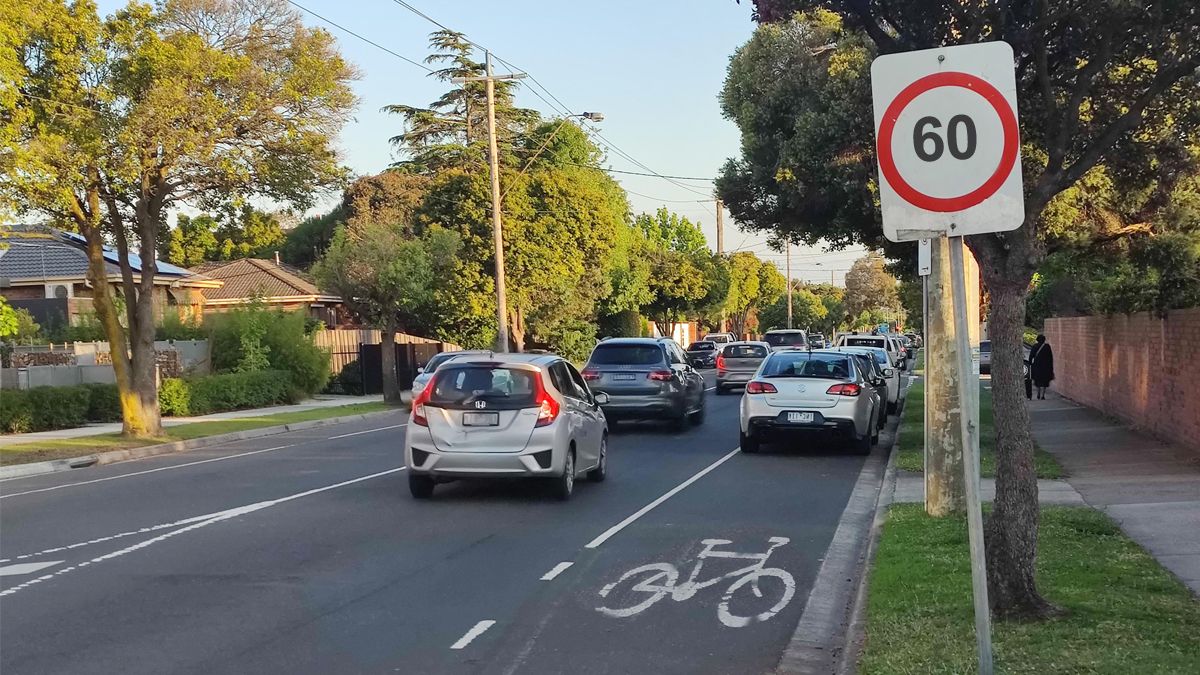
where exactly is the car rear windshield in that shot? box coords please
[427,365,538,409]
[761,352,853,379]
[764,332,806,347]
[687,342,716,352]
[844,337,885,348]
[723,344,768,359]
[588,344,665,366]
[980,341,991,353]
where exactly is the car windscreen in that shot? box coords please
[764,332,806,347]
[422,352,454,372]
[687,342,716,352]
[844,337,885,348]
[427,365,538,409]
[980,340,991,353]
[588,344,665,366]
[761,352,853,379]
[723,344,768,359]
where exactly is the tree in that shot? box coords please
[281,207,345,268]
[724,2,1200,617]
[635,208,710,256]
[214,206,286,261]
[633,209,719,335]
[758,282,826,332]
[5,0,357,437]
[843,253,899,318]
[723,252,786,335]
[159,214,219,267]
[314,223,459,402]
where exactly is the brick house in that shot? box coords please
[0,224,220,329]
[193,258,349,327]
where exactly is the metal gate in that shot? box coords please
[360,342,446,394]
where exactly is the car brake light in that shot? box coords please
[648,370,674,382]
[412,377,435,426]
[534,374,561,427]
[827,383,862,396]
[746,381,777,394]
[715,354,726,370]
[581,368,600,381]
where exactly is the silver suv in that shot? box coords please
[582,337,706,430]
[405,353,609,500]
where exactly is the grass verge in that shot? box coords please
[0,402,394,466]
[860,504,1200,674]
[896,380,1063,479]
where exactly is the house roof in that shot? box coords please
[1,224,217,287]
[193,258,340,303]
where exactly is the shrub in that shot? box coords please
[156,313,206,341]
[324,358,364,395]
[82,383,122,422]
[0,390,34,433]
[208,304,329,395]
[27,386,91,430]
[158,370,298,417]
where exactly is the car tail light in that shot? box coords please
[648,370,674,382]
[716,354,726,370]
[581,368,600,381]
[412,377,435,426]
[827,383,862,396]
[746,381,777,394]
[534,374,561,427]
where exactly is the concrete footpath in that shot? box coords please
[1030,392,1200,595]
[0,395,384,448]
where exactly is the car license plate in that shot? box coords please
[613,374,637,381]
[787,412,814,424]
[462,412,500,426]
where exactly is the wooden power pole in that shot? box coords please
[715,199,725,255]
[454,53,525,353]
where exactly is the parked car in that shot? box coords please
[715,341,771,394]
[405,353,609,500]
[685,340,719,368]
[702,332,737,344]
[739,350,880,454]
[980,339,991,374]
[832,345,899,414]
[582,337,706,429]
[809,333,828,348]
[834,333,904,370]
[762,329,809,352]
[410,350,492,398]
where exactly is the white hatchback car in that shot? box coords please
[405,353,609,500]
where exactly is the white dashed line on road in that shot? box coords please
[451,620,496,649]
[584,447,740,549]
[705,386,717,391]
[328,423,407,439]
[0,561,64,577]
[0,445,296,499]
[540,562,574,581]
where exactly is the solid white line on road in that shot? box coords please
[0,560,64,577]
[328,423,407,439]
[540,562,574,581]
[0,445,295,499]
[584,447,740,549]
[0,509,245,563]
[451,620,496,650]
[0,467,406,598]
[705,386,717,392]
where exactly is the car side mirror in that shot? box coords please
[594,391,610,405]
[883,368,894,377]
[416,366,425,374]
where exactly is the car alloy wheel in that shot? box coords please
[589,437,608,482]
[556,450,576,500]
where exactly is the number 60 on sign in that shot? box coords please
[871,41,1024,243]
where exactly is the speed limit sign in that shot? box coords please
[871,42,1023,242]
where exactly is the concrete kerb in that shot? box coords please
[0,409,402,480]
[775,413,898,674]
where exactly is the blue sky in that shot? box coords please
[97,0,865,283]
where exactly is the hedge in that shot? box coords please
[158,370,299,417]
[1,371,299,434]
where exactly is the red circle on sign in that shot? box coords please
[877,71,1019,213]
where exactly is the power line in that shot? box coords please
[622,188,709,204]
[286,0,433,73]
[557,161,714,182]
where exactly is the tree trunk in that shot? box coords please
[83,230,160,437]
[510,307,526,353]
[380,325,400,403]
[980,271,1060,618]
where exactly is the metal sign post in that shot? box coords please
[871,41,1024,675]
[949,235,993,674]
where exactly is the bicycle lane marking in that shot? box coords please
[584,447,740,549]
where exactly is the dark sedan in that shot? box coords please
[685,340,719,368]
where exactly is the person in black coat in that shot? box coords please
[1029,334,1055,400]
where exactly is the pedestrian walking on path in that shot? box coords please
[1029,334,1054,400]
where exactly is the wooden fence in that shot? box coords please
[313,329,461,376]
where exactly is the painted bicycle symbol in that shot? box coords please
[596,537,796,628]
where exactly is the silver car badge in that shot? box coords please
[475,400,487,409]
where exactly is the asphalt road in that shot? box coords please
[0,372,893,674]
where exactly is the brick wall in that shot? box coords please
[1045,308,1200,453]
